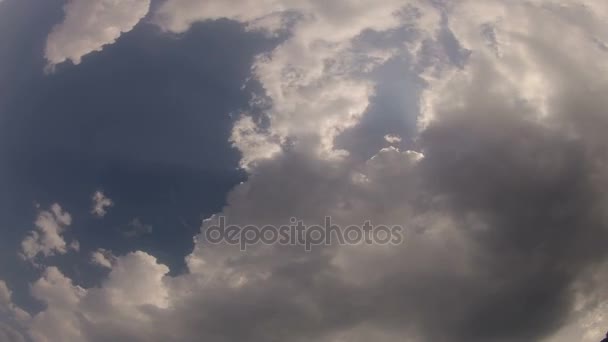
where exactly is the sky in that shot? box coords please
[1,0,608,341]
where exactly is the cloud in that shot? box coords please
[91,249,115,269]
[0,281,30,342]
[383,134,402,145]
[230,115,282,169]
[154,0,440,163]
[5,0,608,341]
[44,0,151,68]
[91,191,113,218]
[121,218,153,238]
[0,256,168,342]
[26,254,169,342]
[20,204,78,262]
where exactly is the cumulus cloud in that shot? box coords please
[155,0,440,163]
[5,0,608,341]
[91,191,113,218]
[91,249,115,269]
[0,281,30,342]
[20,204,78,262]
[383,134,402,145]
[26,254,169,342]
[44,0,151,68]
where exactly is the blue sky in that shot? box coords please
[0,0,272,308]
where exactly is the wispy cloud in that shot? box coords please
[91,191,113,218]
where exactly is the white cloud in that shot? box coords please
[91,191,113,218]
[4,0,608,341]
[0,281,11,306]
[0,281,30,342]
[155,0,440,164]
[383,134,402,145]
[20,204,78,261]
[25,254,170,342]
[419,0,608,128]
[91,249,115,269]
[0,282,29,322]
[230,115,283,169]
[44,0,151,68]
